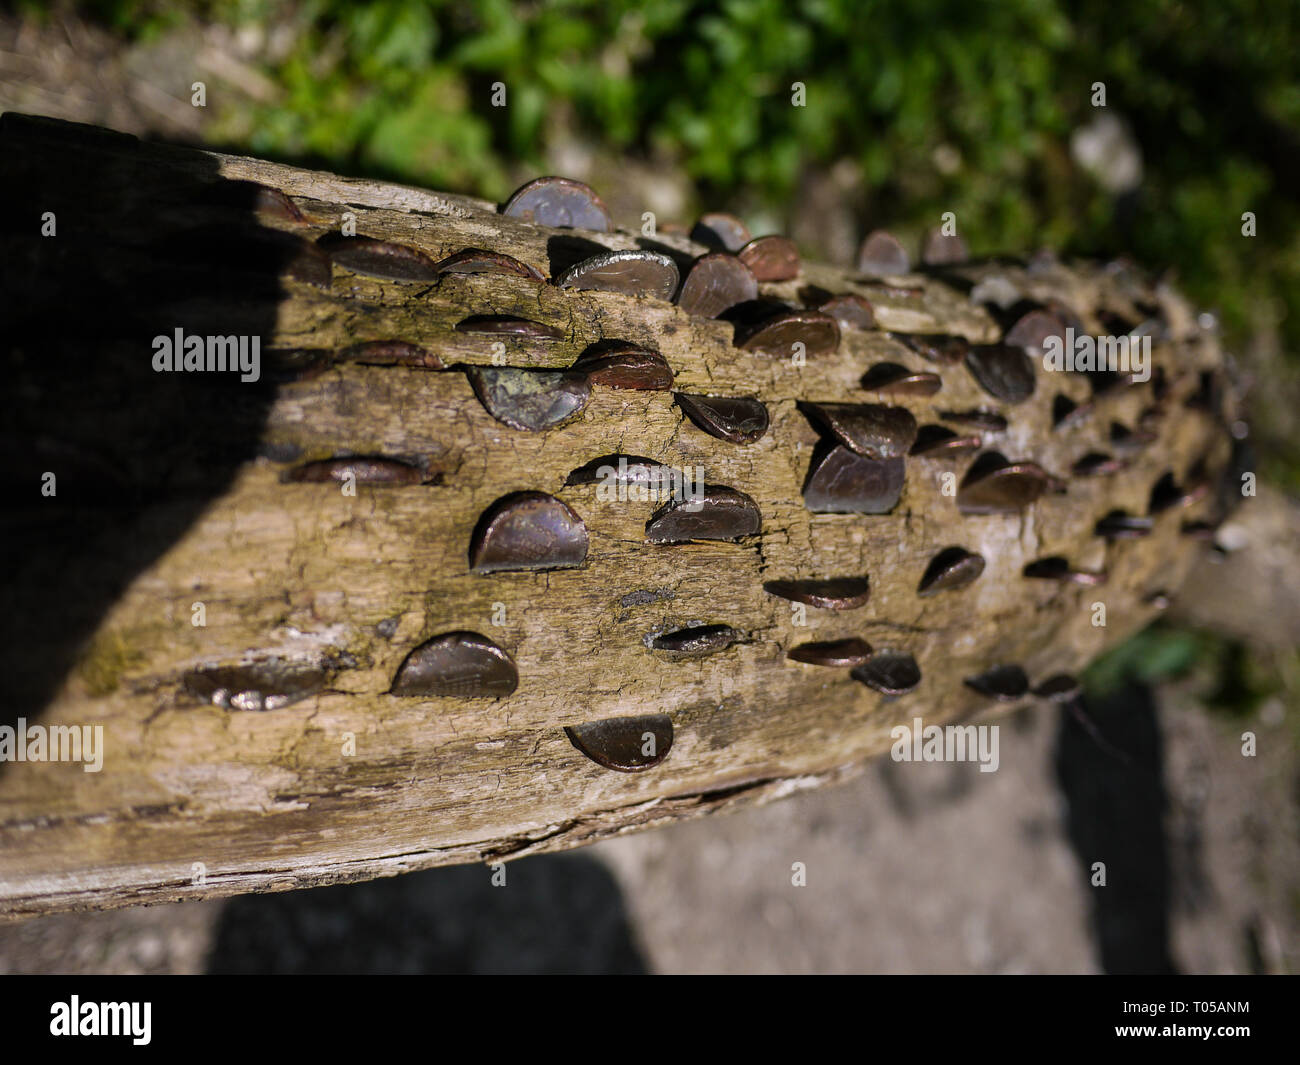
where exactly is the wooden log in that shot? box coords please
[0,113,1240,918]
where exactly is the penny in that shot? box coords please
[501,176,611,231]
[803,447,905,514]
[676,253,758,317]
[787,637,873,667]
[469,491,588,572]
[320,235,440,281]
[738,235,800,281]
[737,310,839,358]
[762,577,871,610]
[857,230,910,276]
[572,343,673,390]
[917,547,985,596]
[691,212,752,252]
[645,486,762,543]
[433,248,546,281]
[801,402,917,459]
[851,652,921,695]
[390,632,518,698]
[675,393,770,444]
[566,714,673,771]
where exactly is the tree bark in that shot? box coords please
[0,113,1239,918]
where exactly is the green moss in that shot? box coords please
[78,630,145,697]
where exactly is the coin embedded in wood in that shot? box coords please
[676,253,759,318]
[910,425,982,457]
[894,333,969,365]
[501,176,612,231]
[645,486,762,543]
[1004,309,1067,352]
[1072,452,1126,477]
[184,660,326,711]
[390,632,519,698]
[857,230,911,276]
[818,293,876,330]
[1148,472,1206,513]
[651,624,739,658]
[556,249,679,301]
[921,228,969,266]
[860,363,943,396]
[801,402,918,459]
[1052,394,1094,430]
[691,212,752,252]
[433,248,546,281]
[1094,510,1154,539]
[320,235,441,281]
[1022,557,1107,586]
[340,340,443,369]
[470,491,589,573]
[565,454,672,488]
[285,457,428,486]
[737,310,839,358]
[566,714,673,771]
[455,315,564,339]
[957,456,1055,514]
[917,547,985,596]
[467,367,591,431]
[572,343,673,390]
[675,393,770,444]
[787,637,873,667]
[851,651,921,695]
[738,235,800,281]
[964,664,1030,700]
[803,446,906,514]
[762,577,871,611]
[1033,674,1082,702]
[939,408,1008,432]
[965,344,1037,403]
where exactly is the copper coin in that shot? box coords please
[469,491,589,572]
[738,235,800,281]
[676,253,758,317]
[501,176,611,231]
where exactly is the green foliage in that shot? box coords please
[70,0,1300,481]
[1083,623,1284,719]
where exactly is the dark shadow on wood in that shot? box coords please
[0,113,286,748]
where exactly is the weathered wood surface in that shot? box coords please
[0,114,1238,918]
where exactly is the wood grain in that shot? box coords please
[0,114,1238,918]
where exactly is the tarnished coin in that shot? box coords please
[676,253,758,318]
[470,491,588,573]
[467,367,590,431]
[390,632,518,698]
[857,230,911,276]
[501,176,612,231]
[691,212,752,252]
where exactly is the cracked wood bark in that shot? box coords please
[0,114,1239,918]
